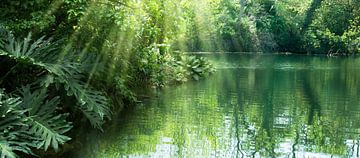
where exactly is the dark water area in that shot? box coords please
[72,54,360,158]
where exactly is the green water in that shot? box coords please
[73,54,360,158]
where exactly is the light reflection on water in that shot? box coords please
[73,54,360,158]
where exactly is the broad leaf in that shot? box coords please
[18,86,72,152]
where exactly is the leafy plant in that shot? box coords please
[303,0,360,54]
[0,86,72,158]
[134,43,215,86]
[342,17,360,54]
[0,89,32,158]
[0,32,111,129]
[133,43,177,87]
[17,86,72,151]
[184,56,215,81]
[172,54,215,81]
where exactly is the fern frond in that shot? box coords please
[18,86,72,152]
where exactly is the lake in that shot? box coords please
[72,54,360,158]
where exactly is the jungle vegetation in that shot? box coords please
[0,0,359,157]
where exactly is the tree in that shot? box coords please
[302,0,323,33]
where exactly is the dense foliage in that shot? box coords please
[180,0,359,54]
[304,0,360,54]
[0,0,215,157]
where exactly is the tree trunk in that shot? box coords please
[302,0,323,33]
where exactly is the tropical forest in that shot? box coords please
[0,0,360,157]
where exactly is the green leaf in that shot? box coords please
[0,89,33,158]
[18,86,72,152]
[192,74,200,81]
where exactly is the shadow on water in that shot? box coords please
[300,72,321,126]
[71,54,360,158]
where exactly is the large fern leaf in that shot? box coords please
[18,86,72,152]
[0,32,111,129]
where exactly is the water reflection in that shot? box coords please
[73,54,360,158]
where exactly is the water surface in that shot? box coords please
[73,54,360,158]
